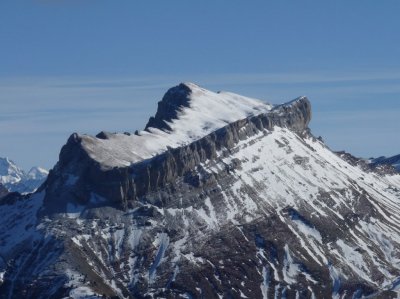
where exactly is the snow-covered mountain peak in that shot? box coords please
[145,82,273,132]
[27,166,49,180]
[0,157,25,185]
[0,158,48,193]
[73,83,276,169]
[50,85,312,212]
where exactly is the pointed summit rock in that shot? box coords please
[145,83,192,131]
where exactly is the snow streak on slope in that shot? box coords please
[79,83,272,169]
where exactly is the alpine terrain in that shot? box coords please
[0,83,400,299]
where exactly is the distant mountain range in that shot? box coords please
[370,154,400,172]
[336,151,400,175]
[0,157,48,194]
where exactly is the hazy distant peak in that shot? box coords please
[0,157,48,193]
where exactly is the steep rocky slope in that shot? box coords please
[1,83,400,299]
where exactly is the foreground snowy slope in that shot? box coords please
[0,83,399,299]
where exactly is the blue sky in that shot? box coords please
[1,1,399,170]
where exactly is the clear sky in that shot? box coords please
[1,0,399,170]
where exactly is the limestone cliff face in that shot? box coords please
[43,89,311,211]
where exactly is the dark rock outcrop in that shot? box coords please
[0,183,8,199]
[145,83,192,132]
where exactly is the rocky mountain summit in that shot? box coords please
[1,83,400,299]
[0,157,48,194]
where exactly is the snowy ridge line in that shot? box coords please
[78,82,274,169]
[129,93,311,170]
[71,84,309,170]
